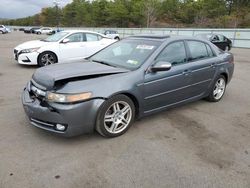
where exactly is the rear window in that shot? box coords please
[187,41,209,61]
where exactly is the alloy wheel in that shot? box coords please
[104,101,132,134]
[41,53,55,66]
[213,78,226,100]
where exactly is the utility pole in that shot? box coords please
[53,0,60,31]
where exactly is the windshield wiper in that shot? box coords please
[91,59,117,68]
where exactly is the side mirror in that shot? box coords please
[62,38,70,43]
[150,61,172,72]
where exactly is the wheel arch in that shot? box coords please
[107,92,140,119]
[220,72,228,84]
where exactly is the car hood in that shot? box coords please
[15,40,53,50]
[32,61,129,90]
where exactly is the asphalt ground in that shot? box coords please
[0,32,250,188]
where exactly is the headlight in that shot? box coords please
[21,47,40,54]
[46,92,92,103]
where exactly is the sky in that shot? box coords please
[0,0,73,19]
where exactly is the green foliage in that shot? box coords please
[1,0,250,28]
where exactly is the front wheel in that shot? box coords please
[206,75,226,102]
[96,95,135,138]
[38,52,57,67]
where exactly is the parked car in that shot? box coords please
[0,25,8,34]
[34,27,53,35]
[14,30,116,66]
[104,30,120,40]
[22,35,234,137]
[6,27,11,33]
[196,33,232,51]
[47,28,64,35]
[24,27,40,34]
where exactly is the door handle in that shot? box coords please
[210,63,216,68]
[182,69,191,76]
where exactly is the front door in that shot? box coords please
[59,32,86,63]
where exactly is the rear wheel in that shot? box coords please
[206,75,226,102]
[38,52,57,67]
[96,95,135,138]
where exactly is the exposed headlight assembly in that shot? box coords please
[46,92,92,103]
[21,47,40,54]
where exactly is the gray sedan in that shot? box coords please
[22,35,234,137]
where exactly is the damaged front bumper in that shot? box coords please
[22,86,105,137]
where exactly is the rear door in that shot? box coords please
[84,33,111,57]
[143,41,193,113]
[185,40,217,97]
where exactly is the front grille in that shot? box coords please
[30,118,67,132]
[31,118,55,128]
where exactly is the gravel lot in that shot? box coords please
[0,32,250,188]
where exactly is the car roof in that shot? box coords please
[62,30,106,36]
[127,34,209,42]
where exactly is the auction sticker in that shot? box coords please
[127,60,139,65]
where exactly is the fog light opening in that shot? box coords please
[56,124,66,131]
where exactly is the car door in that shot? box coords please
[185,40,217,97]
[59,32,86,63]
[84,33,109,57]
[143,41,193,113]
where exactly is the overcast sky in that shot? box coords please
[0,0,73,19]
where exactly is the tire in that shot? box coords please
[206,75,226,102]
[37,32,41,35]
[225,46,230,51]
[115,37,120,40]
[96,94,135,138]
[38,51,57,67]
[0,31,3,34]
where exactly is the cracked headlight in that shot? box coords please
[21,47,40,54]
[46,92,92,103]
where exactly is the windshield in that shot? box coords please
[89,39,160,70]
[43,32,69,42]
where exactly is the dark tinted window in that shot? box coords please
[206,44,214,57]
[156,41,186,66]
[187,41,209,61]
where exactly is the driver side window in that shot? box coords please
[156,41,187,66]
[66,33,84,42]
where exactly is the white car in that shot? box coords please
[34,27,54,35]
[0,25,8,34]
[14,30,116,66]
[104,30,120,40]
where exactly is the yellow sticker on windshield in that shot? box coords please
[127,60,139,65]
[136,45,155,50]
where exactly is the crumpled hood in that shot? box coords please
[32,61,129,90]
[15,40,53,50]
